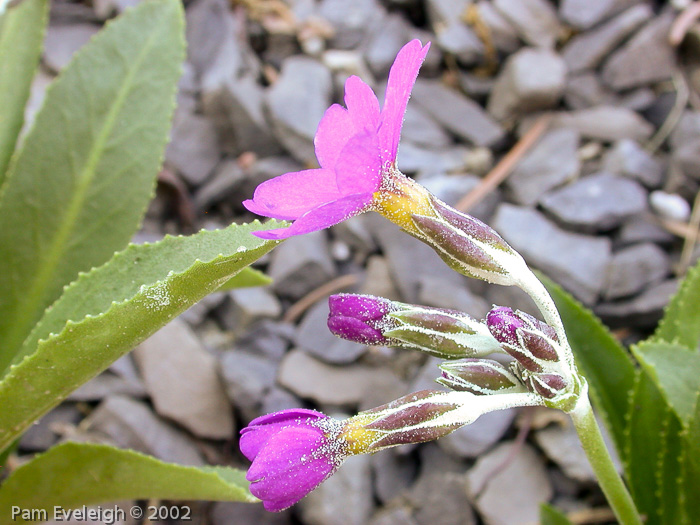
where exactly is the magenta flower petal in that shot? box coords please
[344,75,381,134]
[246,428,334,511]
[240,408,326,460]
[334,130,382,195]
[314,104,354,170]
[378,39,430,165]
[252,192,373,240]
[243,168,341,220]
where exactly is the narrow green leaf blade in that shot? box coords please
[217,266,272,290]
[0,442,254,520]
[0,0,47,183]
[0,0,186,369]
[680,394,700,523]
[651,260,700,350]
[541,274,636,460]
[0,221,281,452]
[632,341,700,424]
[540,503,573,525]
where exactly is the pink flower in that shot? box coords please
[243,40,430,239]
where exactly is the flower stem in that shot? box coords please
[570,397,643,525]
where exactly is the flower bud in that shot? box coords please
[329,294,503,359]
[438,359,525,395]
[529,373,568,399]
[486,306,561,372]
[327,294,396,345]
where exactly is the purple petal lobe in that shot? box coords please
[315,104,354,170]
[334,130,382,195]
[486,306,524,346]
[328,316,386,344]
[344,75,381,134]
[240,409,326,461]
[378,40,430,166]
[243,169,341,220]
[329,293,393,321]
[252,192,373,240]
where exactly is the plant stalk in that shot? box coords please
[570,396,643,525]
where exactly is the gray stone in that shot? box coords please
[672,141,700,181]
[562,5,651,73]
[409,356,448,393]
[560,0,642,29]
[475,1,520,54]
[466,442,553,525]
[217,287,281,333]
[261,387,303,414]
[604,243,670,299]
[402,104,453,150]
[235,320,294,361]
[180,291,226,326]
[412,79,505,147]
[435,22,484,64]
[165,112,220,185]
[564,73,615,110]
[371,449,417,503]
[133,319,233,440]
[360,255,402,300]
[211,501,291,525]
[670,111,700,151]
[553,106,654,142]
[369,507,419,525]
[265,57,332,164]
[506,128,580,206]
[70,356,147,401]
[485,284,540,319]
[43,24,99,73]
[93,0,141,19]
[617,214,675,245]
[300,454,374,525]
[366,213,465,303]
[20,404,82,451]
[493,0,562,48]
[602,139,665,188]
[220,350,277,420]
[364,13,413,77]
[650,191,692,222]
[492,204,612,305]
[202,73,280,157]
[410,468,476,525]
[186,0,259,80]
[488,48,567,121]
[418,172,500,219]
[438,408,516,458]
[193,160,245,210]
[418,275,490,319]
[602,11,675,90]
[596,279,678,328]
[539,172,648,231]
[277,350,404,406]
[426,0,470,24]
[396,143,472,174]
[535,421,619,482]
[87,396,204,465]
[331,215,377,258]
[318,0,383,49]
[297,300,368,364]
[268,231,335,299]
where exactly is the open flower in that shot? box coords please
[239,409,349,511]
[243,39,431,239]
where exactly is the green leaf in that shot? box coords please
[217,266,272,290]
[540,274,636,461]
[680,394,700,523]
[0,0,186,371]
[0,442,254,521]
[0,0,47,184]
[632,341,700,425]
[0,221,281,453]
[651,260,700,351]
[539,503,572,525]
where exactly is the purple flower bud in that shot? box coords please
[529,374,568,399]
[486,306,560,371]
[431,198,512,252]
[438,359,524,395]
[411,214,505,277]
[240,409,348,512]
[327,294,394,344]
